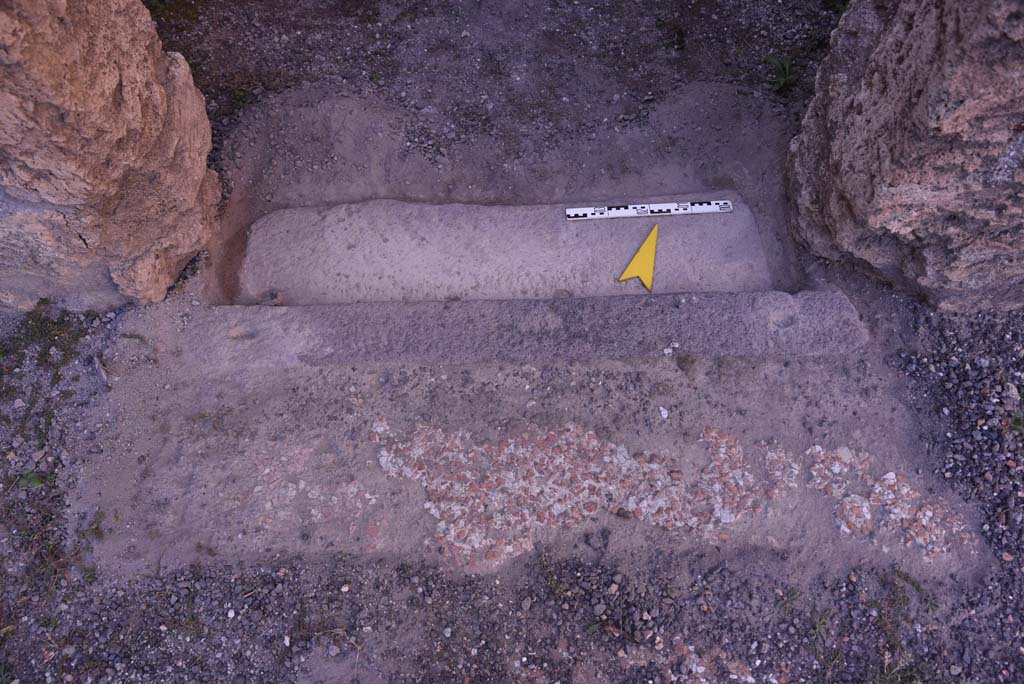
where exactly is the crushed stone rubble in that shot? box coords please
[809,446,973,558]
[372,419,974,565]
[251,445,378,530]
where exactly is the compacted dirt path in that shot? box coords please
[3,2,1023,684]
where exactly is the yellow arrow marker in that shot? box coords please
[618,224,659,292]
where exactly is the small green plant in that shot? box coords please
[230,87,256,111]
[811,608,835,642]
[16,470,47,491]
[824,0,850,13]
[81,564,98,584]
[1,300,88,380]
[874,655,920,684]
[655,17,686,51]
[1009,413,1024,435]
[766,54,797,94]
[809,607,845,682]
[775,587,801,617]
[538,555,566,597]
[80,510,106,542]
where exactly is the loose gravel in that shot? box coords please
[146,0,843,166]
[896,309,1024,683]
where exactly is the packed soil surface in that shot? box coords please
[3,2,1024,684]
[236,196,775,303]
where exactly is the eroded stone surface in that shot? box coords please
[788,0,1024,310]
[0,0,219,310]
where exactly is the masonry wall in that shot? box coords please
[0,0,219,310]
[788,0,1024,310]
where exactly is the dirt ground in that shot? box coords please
[3,1,1024,684]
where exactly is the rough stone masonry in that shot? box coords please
[788,0,1024,310]
[0,0,219,311]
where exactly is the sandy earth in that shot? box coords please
[3,1,1021,683]
[208,83,802,303]
[62,275,990,681]
[238,195,773,304]
[71,291,982,580]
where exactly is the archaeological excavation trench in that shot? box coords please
[200,85,862,358]
[63,88,983,589]
[5,0,1022,681]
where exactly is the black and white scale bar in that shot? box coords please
[565,199,733,221]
